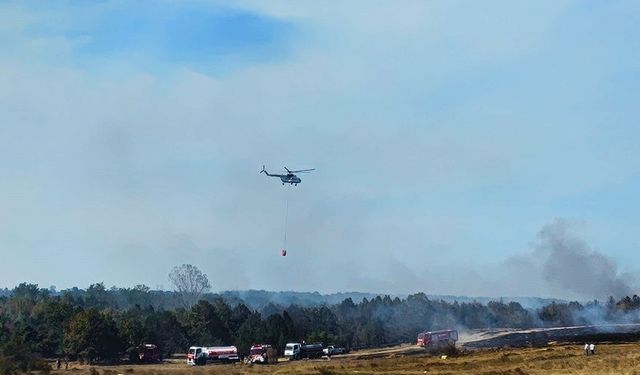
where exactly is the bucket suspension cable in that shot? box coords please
[282,187,290,252]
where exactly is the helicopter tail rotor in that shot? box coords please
[260,165,266,174]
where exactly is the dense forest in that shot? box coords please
[2,280,640,372]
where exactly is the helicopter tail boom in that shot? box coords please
[261,165,277,177]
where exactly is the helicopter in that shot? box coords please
[261,165,315,186]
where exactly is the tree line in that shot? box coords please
[2,279,640,371]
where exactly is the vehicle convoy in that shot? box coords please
[187,346,240,365]
[416,329,458,348]
[323,345,348,355]
[248,344,272,364]
[284,342,324,360]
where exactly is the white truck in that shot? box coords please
[187,346,240,365]
[284,343,323,360]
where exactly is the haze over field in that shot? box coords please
[1,1,639,300]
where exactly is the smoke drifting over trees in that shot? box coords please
[3,282,640,368]
[535,219,633,299]
[349,219,637,301]
[460,219,638,300]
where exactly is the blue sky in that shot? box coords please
[1,0,639,299]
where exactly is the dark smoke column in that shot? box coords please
[537,219,632,299]
[169,264,212,309]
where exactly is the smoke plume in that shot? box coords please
[535,219,633,299]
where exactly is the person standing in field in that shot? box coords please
[584,343,589,355]
[589,343,595,355]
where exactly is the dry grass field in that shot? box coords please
[46,343,640,375]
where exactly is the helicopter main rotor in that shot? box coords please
[284,167,315,174]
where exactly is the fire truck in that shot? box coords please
[137,344,161,362]
[187,346,240,365]
[248,344,272,364]
[416,329,458,348]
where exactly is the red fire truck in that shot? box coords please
[416,329,458,348]
[187,346,240,365]
[248,344,272,364]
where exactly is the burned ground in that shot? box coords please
[462,324,640,349]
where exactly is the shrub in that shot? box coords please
[0,356,15,375]
[266,347,278,364]
[27,358,50,374]
[442,343,460,357]
[428,343,460,357]
[0,355,50,374]
[317,367,340,375]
